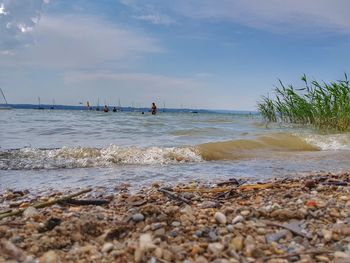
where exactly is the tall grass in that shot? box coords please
[257,74,350,131]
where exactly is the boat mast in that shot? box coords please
[0,88,8,104]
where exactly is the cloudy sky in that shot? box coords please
[0,0,350,110]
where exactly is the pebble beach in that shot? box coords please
[1,172,350,263]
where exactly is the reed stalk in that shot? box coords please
[257,74,350,131]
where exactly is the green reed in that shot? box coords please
[257,74,350,131]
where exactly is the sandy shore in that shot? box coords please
[1,172,350,263]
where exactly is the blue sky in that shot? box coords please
[1,0,350,110]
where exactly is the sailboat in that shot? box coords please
[95,98,100,111]
[50,99,55,109]
[37,97,44,110]
[0,88,12,110]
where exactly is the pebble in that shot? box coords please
[151,223,163,230]
[200,201,217,209]
[208,242,224,254]
[171,221,181,227]
[168,231,178,237]
[209,231,218,241]
[195,230,203,237]
[154,247,163,258]
[132,213,145,222]
[39,250,60,263]
[322,229,332,242]
[154,227,165,236]
[266,230,289,244]
[101,242,114,253]
[139,233,156,251]
[226,224,234,232]
[232,215,244,224]
[195,256,209,263]
[240,210,250,216]
[231,235,244,251]
[23,206,39,218]
[214,212,227,225]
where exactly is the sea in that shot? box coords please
[1,108,350,193]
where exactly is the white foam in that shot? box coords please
[0,145,203,170]
[300,133,350,150]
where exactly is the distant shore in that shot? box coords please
[1,172,350,262]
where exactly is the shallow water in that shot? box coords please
[1,109,350,192]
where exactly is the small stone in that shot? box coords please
[151,223,163,230]
[333,224,350,236]
[208,231,218,241]
[208,242,224,254]
[195,256,209,263]
[315,255,330,262]
[322,229,332,242]
[232,215,244,224]
[23,206,39,218]
[134,248,144,263]
[39,250,60,263]
[231,236,244,251]
[212,259,230,263]
[168,231,178,238]
[139,233,156,251]
[195,230,203,237]
[10,236,23,244]
[251,247,265,258]
[334,251,349,258]
[154,227,165,236]
[266,230,289,244]
[171,221,181,227]
[226,224,234,232]
[162,249,174,261]
[240,210,250,216]
[180,205,193,215]
[200,201,217,209]
[101,242,114,253]
[257,228,266,235]
[0,240,25,261]
[214,212,227,225]
[154,247,163,258]
[132,213,145,222]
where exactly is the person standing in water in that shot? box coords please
[103,105,109,112]
[151,102,157,115]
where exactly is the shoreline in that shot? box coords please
[1,172,350,262]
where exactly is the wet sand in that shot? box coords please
[1,172,350,263]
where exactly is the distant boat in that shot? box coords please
[95,98,100,111]
[50,99,55,109]
[0,88,12,110]
[36,97,44,110]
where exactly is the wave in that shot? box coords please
[0,145,201,170]
[302,133,350,150]
[197,133,320,161]
[2,132,347,170]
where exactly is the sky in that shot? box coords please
[0,0,350,110]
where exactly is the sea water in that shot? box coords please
[1,109,350,192]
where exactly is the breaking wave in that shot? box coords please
[0,145,202,170]
[3,132,350,170]
[197,133,320,161]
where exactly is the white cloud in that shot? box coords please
[0,3,8,15]
[0,14,162,69]
[121,0,350,34]
[120,0,177,26]
[135,14,175,25]
[0,0,48,51]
